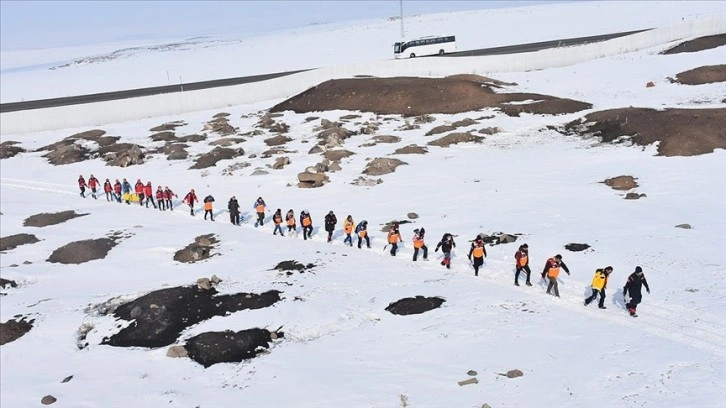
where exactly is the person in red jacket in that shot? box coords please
[134,179,145,206]
[113,179,122,203]
[78,175,87,198]
[142,181,156,208]
[164,186,177,211]
[103,178,113,202]
[155,186,165,211]
[184,189,198,216]
[514,243,532,286]
[87,174,100,199]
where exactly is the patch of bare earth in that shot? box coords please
[47,236,120,264]
[673,65,726,85]
[0,141,26,159]
[270,76,591,116]
[0,233,40,252]
[394,145,428,155]
[0,316,34,345]
[24,210,88,227]
[364,158,407,176]
[564,108,726,156]
[427,132,485,147]
[603,176,639,191]
[660,34,726,54]
[189,147,245,170]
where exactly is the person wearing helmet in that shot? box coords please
[514,243,532,286]
[585,266,613,309]
[542,254,570,297]
[355,220,370,249]
[324,211,338,242]
[468,235,487,276]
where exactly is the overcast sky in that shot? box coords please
[0,1,566,49]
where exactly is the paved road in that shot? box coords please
[0,29,651,113]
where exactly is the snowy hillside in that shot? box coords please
[1,1,726,408]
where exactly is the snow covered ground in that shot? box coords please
[1,1,726,407]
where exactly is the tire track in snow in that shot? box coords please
[3,176,725,359]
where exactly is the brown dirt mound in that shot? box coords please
[149,121,186,132]
[24,210,88,227]
[270,76,591,116]
[0,316,35,345]
[427,132,485,147]
[364,158,407,176]
[564,108,726,156]
[47,237,118,264]
[189,147,245,170]
[0,141,26,159]
[603,175,639,191]
[393,145,428,154]
[264,135,293,146]
[323,149,355,161]
[0,233,40,252]
[674,65,726,85]
[174,234,218,263]
[661,34,726,54]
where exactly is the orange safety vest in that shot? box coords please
[413,236,424,248]
[358,229,367,237]
[302,216,311,227]
[472,245,484,258]
[256,204,265,213]
[388,231,399,244]
[287,216,295,226]
[204,202,213,211]
[344,220,354,234]
[518,254,528,267]
[547,259,561,278]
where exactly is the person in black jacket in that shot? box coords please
[435,233,456,269]
[623,266,650,317]
[324,211,337,242]
[228,196,240,225]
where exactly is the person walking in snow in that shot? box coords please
[88,174,100,199]
[143,181,156,208]
[113,179,122,203]
[542,254,570,297]
[300,210,313,240]
[412,228,428,261]
[435,233,456,269]
[585,266,613,309]
[253,197,267,227]
[103,178,113,202]
[623,266,650,317]
[468,235,487,276]
[324,211,337,242]
[514,243,532,286]
[134,179,145,206]
[272,209,284,236]
[78,175,87,198]
[387,222,401,256]
[121,178,132,204]
[286,209,297,235]
[184,189,198,216]
[343,215,355,246]
[156,186,165,211]
[356,220,371,249]
[164,186,177,211]
[203,194,215,221]
[228,196,240,225]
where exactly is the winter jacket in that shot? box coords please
[515,249,529,267]
[156,188,164,200]
[413,232,425,248]
[114,182,122,194]
[344,218,355,234]
[88,177,99,188]
[121,181,131,194]
[435,234,456,253]
[135,182,144,194]
[542,258,570,279]
[324,213,337,231]
[286,211,296,227]
[254,200,266,213]
[590,269,609,290]
[143,184,153,197]
[355,222,368,237]
[184,192,198,205]
[273,212,283,225]
[78,177,86,188]
[228,198,240,215]
[104,181,112,192]
[300,213,312,227]
[623,272,650,297]
[387,228,400,244]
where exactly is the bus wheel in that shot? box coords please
[409,53,416,58]
[439,49,445,55]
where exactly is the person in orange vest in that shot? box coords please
[156,186,165,211]
[468,235,487,276]
[585,266,613,309]
[514,243,532,286]
[272,209,284,236]
[103,178,113,202]
[78,175,87,198]
[203,194,215,221]
[87,174,100,199]
[387,222,401,256]
[343,215,355,246]
[183,189,198,216]
[435,233,456,269]
[143,181,156,209]
[253,197,267,227]
[356,220,370,249]
[542,254,570,297]
[412,228,428,261]
[300,210,313,240]
[286,209,297,236]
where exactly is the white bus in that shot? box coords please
[393,35,456,59]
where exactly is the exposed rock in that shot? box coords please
[185,328,283,367]
[371,135,401,144]
[174,234,218,263]
[240,129,265,137]
[178,134,207,143]
[204,117,237,136]
[166,345,189,358]
[393,145,428,155]
[273,260,316,273]
[504,369,524,378]
[24,210,88,227]
[149,131,177,142]
[41,395,57,405]
[351,176,383,186]
[162,143,189,160]
[625,192,647,200]
[477,232,520,246]
[0,278,18,289]
[479,127,502,135]
[385,296,446,316]
[209,137,246,147]
[61,375,73,383]
[47,237,119,264]
[190,147,245,170]
[363,157,407,176]
[674,65,726,86]
[0,316,34,345]
[297,171,329,188]
[675,224,693,229]
[308,145,326,154]
[0,141,26,159]
[0,233,40,252]
[565,243,591,252]
[414,114,436,124]
[467,370,478,376]
[261,148,296,157]
[251,168,270,176]
[271,156,290,169]
[396,121,420,131]
[323,149,355,161]
[100,143,145,167]
[149,121,186,132]
[458,378,478,386]
[196,278,212,290]
[101,286,282,348]
[213,112,230,118]
[603,175,638,191]
[428,132,485,147]
[305,116,319,122]
[452,118,477,128]
[328,161,342,172]
[339,114,361,120]
[646,81,655,88]
[264,135,293,146]
[425,125,456,136]
[43,143,90,165]
[407,212,419,219]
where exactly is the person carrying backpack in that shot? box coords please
[412,228,428,261]
[585,266,613,309]
[435,233,456,269]
[203,195,215,221]
[355,220,370,249]
[286,209,297,235]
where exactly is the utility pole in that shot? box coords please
[400,0,405,39]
